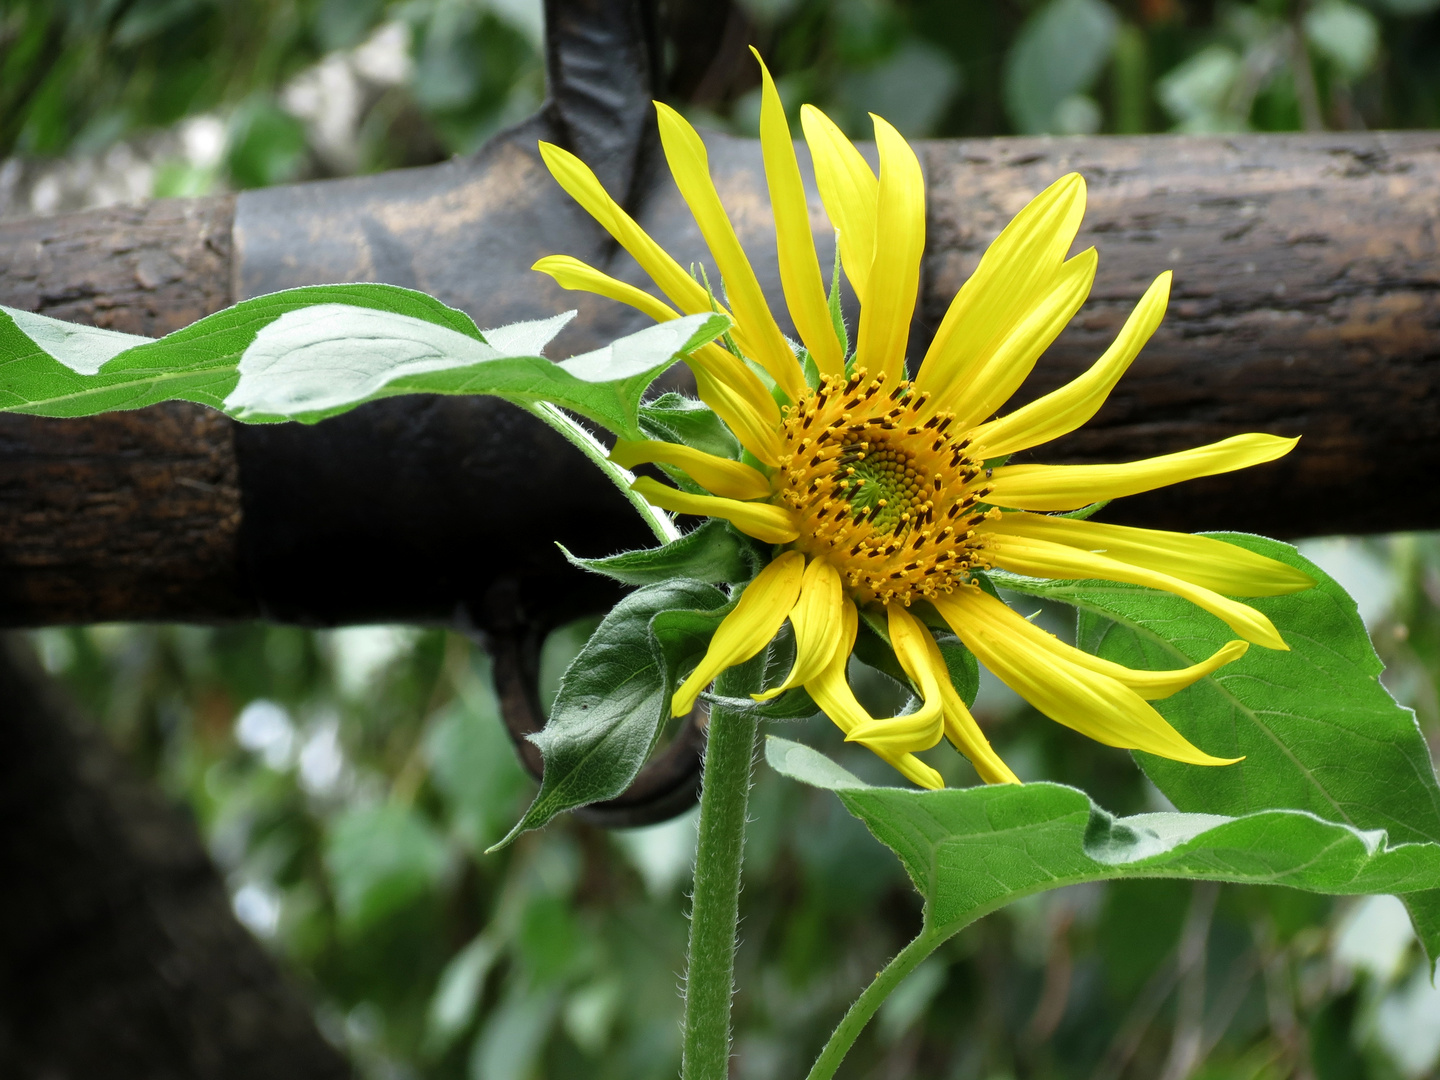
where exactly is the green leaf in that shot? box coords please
[0,291,728,437]
[1003,0,1119,135]
[639,392,740,459]
[491,580,730,848]
[995,533,1440,959]
[766,737,1440,937]
[560,519,758,587]
[324,802,450,934]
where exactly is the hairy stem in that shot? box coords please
[681,661,762,1080]
[521,401,679,545]
[804,925,946,1080]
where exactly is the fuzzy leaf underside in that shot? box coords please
[0,289,727,437]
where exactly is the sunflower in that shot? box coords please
[532,53,1312,789]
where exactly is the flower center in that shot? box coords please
[774,369,996,606]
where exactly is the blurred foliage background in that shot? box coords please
[4,0,1440,1077]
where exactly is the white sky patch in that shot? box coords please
[235,699,297,769]
[327,625,419,698]
[613,806,699,896]
[1333,894,1415,984]
[232,882,283,938]
[299,714,347,797]
[1296,536,1396,630]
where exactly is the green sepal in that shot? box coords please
[1054,499,1111,520]
[702,686,821,721]
[827,240,850,361]
[489,579,732,849]
[559,519,760,587]
[638,392,740,460]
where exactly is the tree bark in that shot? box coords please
[0,636,352,1080]
[4,130,1439,628]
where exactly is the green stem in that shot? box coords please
[804,925,946,1080]
[521,401,679,545]
[681,662,762,1080]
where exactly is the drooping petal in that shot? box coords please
[632,476,798,544]
[805,602,943,788]
[611,439,771,501]
[754,50,844,377]
[845,603,946,753]
[672,551,805,716]
[938,581,1248,698]
[755,558,845,700]
[539,141,717,317]
[529,255,783,451]
[981,532,1289,650]
[987,434,1299,512]
[973,272,1171,458]
[933,672,1020,785]
[914,173,1087,406]
[884,604,1017,783]
[935,589,1240,766]
[942,247,1098,428]
[800,104,878,304]
[690,366,785,467]
[655,103,805,400]
[985,512,1314,597]
[854,115,925,384]
[533,254,678,322]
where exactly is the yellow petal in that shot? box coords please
[800,104,877,304]
[897,605,1018,784]
[846,604,946,753]
[985,512,1314,597]
[854,115,925,384]
[804,603,944,788]
[754,50,844,377]
[981,532,1290,650]
[987,433,1300,512]
[935,589,1240,766]
[939,581,1247,699]
[974,272,1171,458]
[672,551,805,715]
[914,173,1087,407]
[942,247,1098,428]
[529,253,782,453]
[654,103,804,400]
[691,365,785,467]
[532,254,678,323]
[755,558,845,700]
[611,439,771,501]
[539,141,716,317]
[631,476,798,544]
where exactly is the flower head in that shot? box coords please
[534,53,1312,789]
